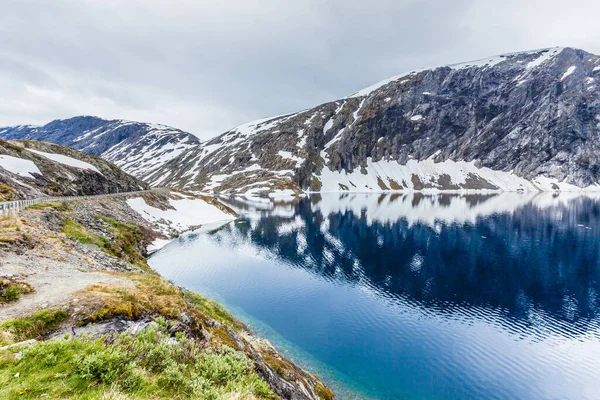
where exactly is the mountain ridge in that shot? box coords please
[2,46,600,195]
[0,139,149,200]
[0,116,201,183]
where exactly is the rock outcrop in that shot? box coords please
[0,139,148,200]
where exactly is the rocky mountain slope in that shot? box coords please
[155,47,600,194]
[0,117,200,183]
[0,139,148,200]
[3,47,600,194]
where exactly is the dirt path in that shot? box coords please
[1,252,132,321]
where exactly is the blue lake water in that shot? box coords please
[149,193,600,399]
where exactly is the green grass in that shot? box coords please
[315,383,335,400]
[62,217,149,271]
[0,318,276,399]
[97,216,148,270]
[62,218,109,249]
[25,201,71,212]
[2,286,21,302]
[184,290,246,332]
[0,280,34,304]
[0,310,68,345]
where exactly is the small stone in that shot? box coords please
[15,352,23,360]
[14,373,20,378]
[41,303,49,309]
[180,312,192,324]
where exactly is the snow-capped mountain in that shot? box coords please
[150,47,600,194]
[3,47,600,194]
[0,116,200,183]
[0,139,148,199]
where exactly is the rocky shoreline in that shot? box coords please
[0,191,334,399]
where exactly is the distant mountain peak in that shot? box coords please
[0,117,201,182]
[348,47,580,98]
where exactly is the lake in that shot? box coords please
[149,193,600,400]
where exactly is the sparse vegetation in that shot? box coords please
[97,216,148,270]
[263,354,296,381]
[62,217,149,271]
[62,218,109,249]
[25,201,71,212]
[0,309,68,345]
[78,273,187,324]
[0,182,15,201]
[184,289,246,332]
[0,279,34,304]
[310,176,323,191]
[0,139,24,153]
[0,318,277,399]
[315,383,335,400]
[0,216,23,244]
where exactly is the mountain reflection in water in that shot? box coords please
[151,192,600,400]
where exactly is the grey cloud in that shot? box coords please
[0,0,599,139]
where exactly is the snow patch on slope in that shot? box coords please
[561,66,576,81]
[278,151,303,168]
[27,149,102,174]
[127,196,235,236]
[316,158,600,192]
[0,155,41,178]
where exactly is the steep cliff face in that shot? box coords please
[0,117,200,182]
[0,139,148,200]
[3,47,600,194]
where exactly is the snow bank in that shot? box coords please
[127,195,235,236]
[314,157,600,193]
[268,189,299,200]
[148,238,171,252]
[27,149,102,175]
[0,155,42,178]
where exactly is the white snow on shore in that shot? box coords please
[127,195,235,237]
[0,155,42,178]
[147,238,171,252]
[314,157,600,193]
[27,149,102,175]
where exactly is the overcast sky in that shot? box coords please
[1,0,599,139]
